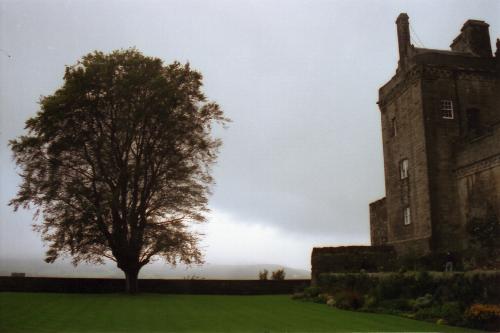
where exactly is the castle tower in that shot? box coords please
[370,14,500,256]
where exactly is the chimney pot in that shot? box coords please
[396,13,411,69]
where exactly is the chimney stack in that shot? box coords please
[450,20,492,57]
[396,13,411,69]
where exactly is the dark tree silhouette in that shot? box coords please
[10,49,228,293]
[258,269,268,280]
[271,269,285,280]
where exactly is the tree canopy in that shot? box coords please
[10,49,228,292]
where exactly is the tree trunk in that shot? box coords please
[125,269,139,294]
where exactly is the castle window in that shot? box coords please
[403,206,411,225]
[400,159,409,179]
[391,118,397,137]
[440,100,454,119]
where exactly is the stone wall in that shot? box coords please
[455,124,500,248]
[311,246,396,285]
[0,277,310,294]
[369,198,388,245]
[420,62,499,252]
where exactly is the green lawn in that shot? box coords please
[0,293,483,332]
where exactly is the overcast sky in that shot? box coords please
[1,0,499,271]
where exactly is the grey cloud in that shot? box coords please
[1,0,499,262]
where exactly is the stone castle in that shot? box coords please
[312,14,499,280]
[370,13,500,256]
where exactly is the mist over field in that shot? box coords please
[0,257,310,280]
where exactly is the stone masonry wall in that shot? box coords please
[311,246,396,285]
[369,198,388,246]
[420,63,500,252]
[420,67,463,252]
[379,73,433,255]
[455,124,500,248]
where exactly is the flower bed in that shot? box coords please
[294,271,500,331]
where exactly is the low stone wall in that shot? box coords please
[0,276,310,294]
[369,198,388,246]
[311,246,396,284]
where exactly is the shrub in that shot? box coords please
[320,271,499,305]
[377,298,412,313]
[415,304,443,321]
[466,209,499,254]
[415,302,464,326]
[271,269,285,280]
[373,273,413,300]
[258,269,268,280]
[436,318,447,325]
[435,273,472,304]
[411,293,433,310]
[303,286,321,299]
[470,272,500,304]
[465,304,500,330]
[414,271,435,293]
[291,292,305,300]
[313,293,329,304]
[332,291,364,310]
[363,295,377,309]
[308,271,500,330]
[326,296,336,307]
[319,273,374,295]
[440,302,465,326]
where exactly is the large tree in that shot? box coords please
[10,49,227,293]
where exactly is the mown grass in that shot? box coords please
[0,293,483,332]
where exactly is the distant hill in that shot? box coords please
[0,257,310,280]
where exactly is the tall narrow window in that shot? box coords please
[400,159,409,179]
[440,100,454,119]
[391,118,397,137]
[403,206,411,225]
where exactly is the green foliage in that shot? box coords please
[377,299,413,313]
[372,273,415,300]
[319,273,374,295]
[434,274,475,304]
[271,268,286,280]
[415,303,464,326]
[436,318,447,325]
[466,210,499,250]
[303,286,321,298]
[9,48,228,293]
[441,302,465,325]
[411,294,433,310]
[332,291,364,310]
[291,286,329,303]
[313,293,329,304]
[466,208,500,268]
[362,294,377,309]
[370,272,498,306]
[290,292,305,300]
[311,271,500,330]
